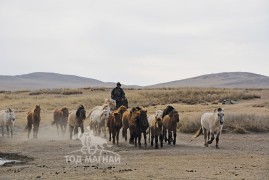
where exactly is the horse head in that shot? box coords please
[138,109,149,128]
[163,105,175,118]
[61,107,69,118]
[170,110,180,123]
[155,110,163,121]
[76,105,86,122]
[113,112,122,127]
[129,108,140,126]
[6,108,16,122]
[217,108,224,125]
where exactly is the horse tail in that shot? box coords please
[24,124,28,132]
[191,126,202,140]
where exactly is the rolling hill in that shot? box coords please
[0,72,268,90]
[148,72,269,88]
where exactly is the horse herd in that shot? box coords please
[0,99,225,149]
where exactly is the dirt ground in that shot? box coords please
[0,126,268,180]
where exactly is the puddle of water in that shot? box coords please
[0,158,20,166]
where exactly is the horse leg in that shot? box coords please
[74,127,78,139]
[168,130,172,145]
[80,125,84,138]
[134,132,137,147]
[207,132,215,145]
[173,130,177,145]
[216,132,220,148]
[56,123,59,135]
[138,131,142,148]
[150,130,154,147]
[148,128,151,143]
[155,134,159,149]
[203,129,208,147]
[10,126,13,138]
[160,133,163,148]
[143,131,147,147]
[163,128,167,143]
[116,129,119,145]
[103,126,106,139]
[63,124,67,136]
[28,124,32,139]
[112,129,116,144]
[1,125,4,136]
[124,128,128,141]
[6,125,10,137]
[129,128,134,144]
[109,129,112,141]
[69,125,74,140]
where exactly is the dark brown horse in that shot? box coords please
[25,105,41,139]
[136,107,149,147]
[68,105,86,140]
[162,109,180,145]
[107,105,127,145]
[51,107,69,136]
[128,107,149,147]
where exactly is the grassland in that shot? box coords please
[0,87,268,133]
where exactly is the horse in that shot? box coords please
[107,105,127,145]
[192,108,225,148]
[104,98,117,111]
[148,110,163,143]
[128,107,148,147]
[162,109,180,145]
[162,105,175,118]
[68,105,86,139]
[0,108,16,138]
[88,104,110,138]
[125,108,139,146]
[122,110,130,142]
[25,105,41,139]
[51,107,69,136]
[149,111,163,149]
[136,107,149,147]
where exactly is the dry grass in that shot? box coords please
[0,87,267,133]
[178,113,269,134]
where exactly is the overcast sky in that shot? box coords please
[0,0,268,86]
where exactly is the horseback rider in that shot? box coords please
[111,82,128,109]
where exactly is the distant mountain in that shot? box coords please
[148,72,269,88]
[0,72,113,90]
[0,72,268,91]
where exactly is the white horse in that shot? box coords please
[147,110,163,143]
[88,104,110,138]
[104,98,116,111]
[192,108,225,148]
[0,108,16,138]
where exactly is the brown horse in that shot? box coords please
[51,107,69,136]
[25,105,41,139]
[127,108,140,146]
[162,110,180,145]
[122,110,130,142]
[68,105,86,139]
[107,112,122,145]
[107,106,127,145]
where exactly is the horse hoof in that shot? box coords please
[155,146,158,149]
[216,145,219,149]
[204,143,208,147]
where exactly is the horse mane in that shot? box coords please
[163,105,175,118]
